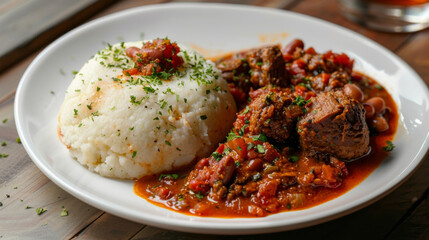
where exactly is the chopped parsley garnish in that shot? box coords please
[165,140,172,146]
[2,118,7,124]
[235,161,240,167]
[36,207,47,215]
[289,155,299,163]
[265,92,274,104]
[293,95,310,107]
[1,142,6,146]
[227,131,240,142]
[253,173,262,181]
[97,87,100,92]
[143,86,156,93]
[160,101,167,109]
[256,144,265,154]
[383,141,395,152]
[239,124,248,136]
[50,91,55,95]
[0,153,8,158]
[130,95,143,105]
[252,133,267,142]
[242,106,250,114]
[256,61,263,66]
[212,152,223,161]
[159,173,179,181]
[132,151,137,158]
[60,209,68,217]
[178,194,184,201]
[73,109,78,116]
[375,84,383,90]
[195,192,204,201]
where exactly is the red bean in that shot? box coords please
[221,157,235,185]
[283,39,304,55]
[195,158,209,169]
[366,97,386,114]
[363,103,375,119]
[344,84,364,102]
[246,159,263,171]
[372,115,389,132]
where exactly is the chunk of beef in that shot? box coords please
[217,58,251,93]
[297,90,370,160]
[240,88,304,143]
[245,46,288,88]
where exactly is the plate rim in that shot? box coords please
[14,2,429,235]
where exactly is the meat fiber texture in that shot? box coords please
[297,91,370,160]
[58,41,236,179]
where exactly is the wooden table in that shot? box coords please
[1,0,428,239]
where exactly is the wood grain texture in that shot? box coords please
[386,189,429,240]
[0,0,96,58]
[0,0,117,74]
[0,164,103,239]
[72,214,145,240]
[397,29,429,84]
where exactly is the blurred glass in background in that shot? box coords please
[339,0,429,32]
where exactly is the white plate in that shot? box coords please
[15,3,429,234]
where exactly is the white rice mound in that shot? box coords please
[58,41,236,179]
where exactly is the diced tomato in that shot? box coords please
[324,51,354,71]
[257,179,279,205]
[216,144,226,155]
[289,59,306,76]
[320,72,330,85]
[228,138,247,158]
[283,54,294,62]
[304,91,316,101]
[228,83,248,104]
[122,68,139,76]
[333,53,354,69]
[305,47,317,55]
[155,187,171,200]
[295,85,308,95]
[189,180,208,193]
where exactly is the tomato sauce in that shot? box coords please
[133,40,398,218]
[134,72,398,217]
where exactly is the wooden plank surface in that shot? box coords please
[0,0,428,239]
[0,0,96,58]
